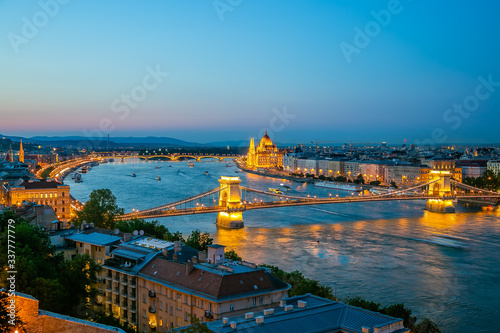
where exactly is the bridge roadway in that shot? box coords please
[100,153,240,162]
[117,193,500,220]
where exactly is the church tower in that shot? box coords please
[19,140,24,163]
[247,138,256,167]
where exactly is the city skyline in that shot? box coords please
[1,1,500,144]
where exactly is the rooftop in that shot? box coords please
[65,232,122,246]
[139,256,290,300]
[206,294,409,333]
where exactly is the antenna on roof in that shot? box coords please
[133,230,139,236]
[139,230,144,235]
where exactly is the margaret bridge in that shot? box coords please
[115,170,500,228]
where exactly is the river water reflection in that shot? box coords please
[70,159,500,332]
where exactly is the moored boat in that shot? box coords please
[315,181,362,192]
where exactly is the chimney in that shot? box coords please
[222,317,229,325]
[297,300,307,308]
[174,241,182,254]
[284,305,293,312]
[173,253,178,261]
[191,256,198,264]
[162,249,168,257]
[362,327,370,333]
[230,322,237,329]
[244,312,253,320]
[263,309,274,316]
[123,233,131,242]
[186,261,194,275]
[255,316,264,324]
[198,251,207,263]
[279,300,286,307]
[89,222,94,228]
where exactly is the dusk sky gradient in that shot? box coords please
[1,1,499,144]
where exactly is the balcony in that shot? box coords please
[129,278,136,287]
[121,290,128,297]
[149,306,156,313]
[148,290,156,298]
[121,302,128,310]
[129,293,136,300]
[205,311,214,319]
[113,287,120,294]
[121,278,128,285]
[105,285,112,292]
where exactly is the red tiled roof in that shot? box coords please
[140,257,288,299]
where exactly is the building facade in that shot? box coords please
[246,131,283,169]
[487,159,500,175]
[136,244,290,332]
[5,179,71,223]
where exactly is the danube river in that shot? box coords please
[70,159,500,333]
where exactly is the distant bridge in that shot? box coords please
[99,153,240,162]
[115,171,500,228]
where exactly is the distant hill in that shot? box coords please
[29,135,200,146]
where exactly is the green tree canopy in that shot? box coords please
[185,229,213,251]
[74,189,124,229]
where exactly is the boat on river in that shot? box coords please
[315,181,362,192]
[268,188,283,194]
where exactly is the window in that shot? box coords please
[209,303,212,312]
[170,305,173,315]
[79,243,82,248]
[230,304,234,311]
[177,294,182,309]
[54,193,57,198]
[143,324,146,333]
[185,312,188,322]
[159,318,162,327]
[143,295,146,303]
[143,310,146,318]
[159,301,162,310]
[176,317,182,327]
[259,296,263,305]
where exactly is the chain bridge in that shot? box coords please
[115,171,500,228]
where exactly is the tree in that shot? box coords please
[370,180,381,186]
[225,250,242,261]
[116,218,170,239]
[259,265,334,300]
[382,303,416,329]
[185,229,213,251]
[74,189,124,229]
[334,176,347,182]
[58,254,101,317]
[169,316,211,332]
[353,174,365,184]
[412,318,442,333]
[345,296,381,312]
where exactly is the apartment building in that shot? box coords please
[137,244,290,332]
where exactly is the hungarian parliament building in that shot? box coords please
[246,130,284,169]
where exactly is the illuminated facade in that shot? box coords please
[6,179,71,223]
[19,139,24,163]
[246,131,283,169]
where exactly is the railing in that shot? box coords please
[149,290,156,298]
[149,306,156,313]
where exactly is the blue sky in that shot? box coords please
[1,0,499,144]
